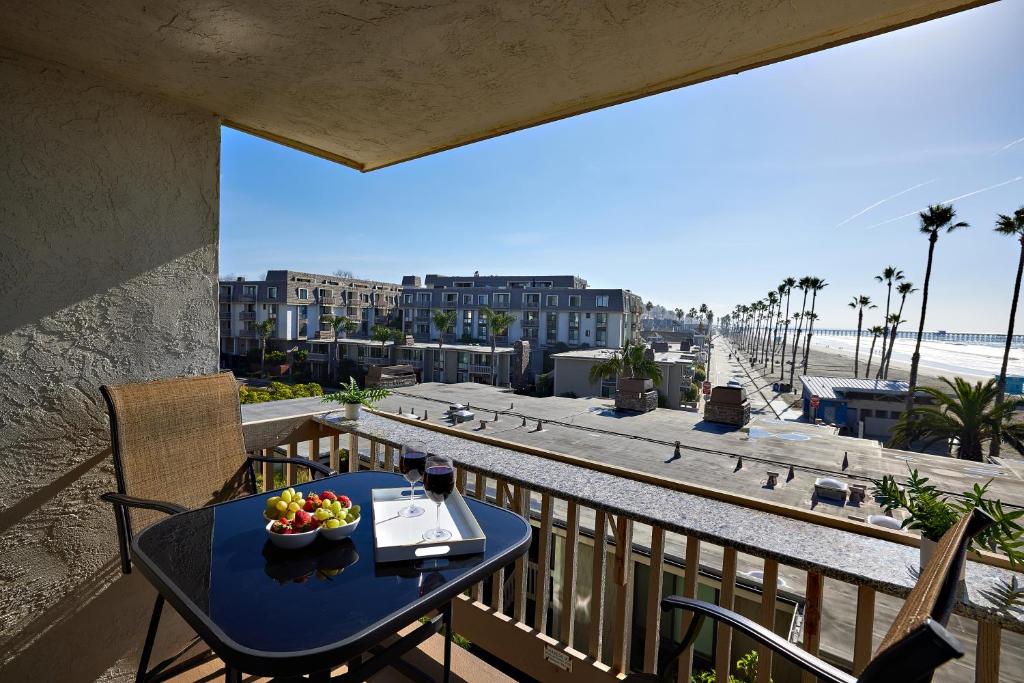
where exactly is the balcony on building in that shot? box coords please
[5,2,1020,682]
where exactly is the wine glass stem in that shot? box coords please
[435,503,441,533]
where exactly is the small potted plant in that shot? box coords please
[872,467,1024,574]
[322,376,390,419]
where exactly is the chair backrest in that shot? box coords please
[102,372,250,534]
[858,507,995,683]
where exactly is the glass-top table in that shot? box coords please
[131,471,531,680]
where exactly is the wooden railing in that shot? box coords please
[239,404,1022,683]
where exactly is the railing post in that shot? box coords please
[976,621,1001,683]
[611,516,634,675]
[368,439,378,471]
[755,559,779,683]
[534,493,554,635]
[512,484,529,623]
[329,433,340,472]
[384,444,394,472]
[560,501,580,648]
[677,536,701,683]
[347,434,359,473]
[853,585,875,675]
[715,547,738,683]
[800,572,823,683]
[305,437,318,481]
[490,481,507,610]
[287,442,298,485]
[261,448,273,492]
[589,510,608,663]
[643,526,666,674]
[456,467,467,494]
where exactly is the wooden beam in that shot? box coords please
[611,517,634,674]
[853,585,875,675]
[800,572,824,683]
[976,621,1001,683]
[677,536,701,683]
[535,493,554,634]
[756,559,778,683]
[643,527,666,674]
[329,433,340,472]
[589,510,608,662]
[715,547,738,683]
[560,502,581,647]
[513,484,529,623]
[347,434,359,473]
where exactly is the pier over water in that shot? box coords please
[811,329,1024,346]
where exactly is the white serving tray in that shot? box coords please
[371,487,487,563]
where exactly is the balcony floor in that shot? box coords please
[168,626,514,682]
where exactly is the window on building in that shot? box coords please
[462,310,474,335]
[268,304,278,317]
[416,292,431,304]
[403,293,413,304]
[478,294,489,305]
[524,311,539,325]
[455,281,473,288]
[524,293,540,308]
[457,352,469,367]
[444,292,457,304]
[298,322,308,337]
[462,293,473,305]
[523,326,538,340]
[298,305,308,316]
[568,312,580,345]
[509,281,529,288]
[219,285,232,297]
[536,281,553,288]
[243,285,257,297]
[569,295,581,307]
[494,293,510,307]
[546,312,557,340]
[297,288,309,300]
[219,303,231,317]
[267,286,278,298]
[596,295,609,307]
[318,288,331,298]
[362,293,370,303]
[545,294,558,306]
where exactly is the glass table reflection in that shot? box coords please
[131,470,531,680]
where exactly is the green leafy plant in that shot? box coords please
[588,339,663,386]
[239,382,323,404]
[872,466,1024,566]
[682,382,700,403]
[691,650,766,683]
[322,376,390,407]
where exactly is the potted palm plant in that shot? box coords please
[872,467,1024,574]
[588,340,663,396]
[322,376,390,420]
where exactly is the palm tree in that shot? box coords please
[990,206,1024,457]
[645,300,654,320]
[787,277,812,387]
[848,295,875,376]
[890,377,1024,460]
[688,307,698,329]
[255,318,275,375]
[904,204,969,414]
[801,277,827,374]
[768,285,785,373]
[880,281,917,378]
[873,266,905,379]
[431,309,457,348]
[320,315,348,383]
[864,325,884,378]
[777,277,796,380]
[698,303,709,333]
[480,305,517,385]
[675,308,684,329]
[588,339,663,387]
[761,292,778,363]
[342,317,359,338]
[371,325,400,363]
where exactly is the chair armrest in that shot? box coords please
[246,454,335,478]
[100,492,188,516]
[660,596,856,683]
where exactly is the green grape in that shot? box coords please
[275,501,288,512]
[281,490,293,504]
[267,496,281,506]
[288,502,300,512]
[349,505,361,517]
[325,519,340,529]
[285,511,296,521]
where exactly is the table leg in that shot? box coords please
[223,667,241,683]
[136,594,164,683]
[441,600,452,683]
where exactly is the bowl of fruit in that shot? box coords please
[314,491,362,541]
[265,511,319,549]
[263,487,307,522]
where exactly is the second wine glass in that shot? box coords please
[422,454,455,541]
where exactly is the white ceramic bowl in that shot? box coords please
[265,519,318,549]
[319,515,360,541]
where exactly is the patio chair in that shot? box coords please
[99,371,333,682]
[634,506,995,683]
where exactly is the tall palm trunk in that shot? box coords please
[990,235,1024,457]
[789,317,803,389]
[762,301,774,363]
[881,294,907,378]
[905,234,937,414]
[778,291,792,381]
[802,290,820,374]
[865,334,880,378]
[877,282,894,379]
[853,308,864,376]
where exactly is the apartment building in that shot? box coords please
[552,347,697,409]
[400,273,644,372]
[218,270,402,358]
[308,337,519,386]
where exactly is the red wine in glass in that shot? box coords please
[423,455,455,541]
[398,443,427,518]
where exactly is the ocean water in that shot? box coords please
[808,335,1024,381]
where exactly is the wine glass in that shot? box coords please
[422,454,455,541]
[398,441,427,518]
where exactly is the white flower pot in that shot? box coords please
[344,403,361,420]
[920,537,966,581]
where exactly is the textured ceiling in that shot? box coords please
[0,0,989,171]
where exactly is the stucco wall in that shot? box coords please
[0,49,219,681]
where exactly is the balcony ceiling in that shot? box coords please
[0,0,988,171]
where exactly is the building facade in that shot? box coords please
[218,270,402,358]
[309,337,518,386]
[400,273,644,372]
[552,348,697,409]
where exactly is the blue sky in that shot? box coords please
[222,1,1024,333]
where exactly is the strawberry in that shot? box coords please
[320,490,338,502]
[303,493,321,511]
[338,495,352,508]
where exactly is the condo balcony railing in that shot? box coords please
[396,357,424,368]
[318,295,337,305]
[238,311,257,321]
[468,364,493,374]
[492,299,510,309]
[235,400,1024,683]
[238,329,257,338]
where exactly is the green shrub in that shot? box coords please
[295,349,309,362]
[239,382,323,404]
[681,382,700,402]
[265,350,287,364]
